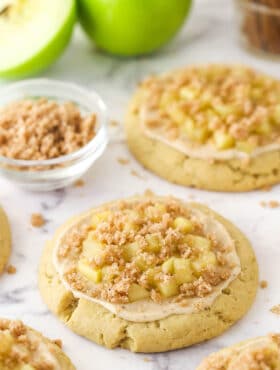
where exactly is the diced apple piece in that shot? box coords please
[102,266,118,282]
[185,235,211,252]
[0,331,13,355]
[180,87,198,101]
[166,104,186,124]
[191,252,217,275]
[145,234,161,253]
[214,132,235,150]
[173,217,193,233]
[21,365,35,370]
[236,140,256,154]
[145,268,159,287]
[82,239,106,263]
[181,118,209,143]
[128,284,150,302]
[272,104,280,125]
[255,120,272,135]
[173,258,194,284]
[135,256,149,271]
[162,257,174,274]
[78,260,102,283]
[214,104,233,118]
[157,278,179,298]
[123,242,139,262]
[91,211,110,228]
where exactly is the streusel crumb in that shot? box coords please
[6,265,16,275]
[271,305,280,315]
[260,280,268,289]
[31,213,45,228]
[0,98,97,161]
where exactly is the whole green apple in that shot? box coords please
[0,0,76,79]
[78,0,192,56]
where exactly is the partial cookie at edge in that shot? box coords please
[0,206,11,274]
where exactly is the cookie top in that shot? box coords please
[0,319,74,370]
[135,65,280,160]
[197,334,280,370]
[53,195,241,322]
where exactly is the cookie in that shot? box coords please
[197,333,280,369]
[39,195,258,353]
[0,206,11,274]
[125,65,280,192]
[0,318,76,370]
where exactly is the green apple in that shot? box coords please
[78,0,192,56]
[0,0,76,79]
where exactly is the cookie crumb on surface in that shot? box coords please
[31,213,45,228]
[73,179,85,187]
[110,120,119,127]
[130,169,145,179]
[117,157,130,165]
[6,264,16,274]
[260,280,268,289]
[271,305,280,315]
[144,188,154,197]
[52,339,63,348]
[143,357,152,362]
[260,200,280,208]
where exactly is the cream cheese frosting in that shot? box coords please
[53,199,241,323]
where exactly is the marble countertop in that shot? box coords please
[0,0,280,369]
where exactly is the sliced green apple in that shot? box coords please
[0,0,76,78]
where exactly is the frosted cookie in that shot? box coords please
[0,318,75,370]
[125,65,280,191]
[0,206,11,274]
[197,333,280,370]
[39,195,258,352]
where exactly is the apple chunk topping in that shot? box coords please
[140,65,280,154]
[59,197,236,305]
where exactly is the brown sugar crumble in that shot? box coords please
[0,98,97,161]
[117,157,130,165]
[30,213,45,228]
[6,265,16,275]
[260,280,268,289]
[73,179,85,187]
[57,197,236,305]
[271,305,280,315]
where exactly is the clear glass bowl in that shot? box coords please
[0,79,108,191]
[235,0,280,58]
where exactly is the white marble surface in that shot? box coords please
[1,0,280,369]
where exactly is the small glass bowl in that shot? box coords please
[0,79,108,191]
[235,0,280,59]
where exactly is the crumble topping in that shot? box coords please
[73,179,85,188]
[31,214,45,228]
[260,200,280,209]
[6,265,16,275]
[271,305,280,316]
[56,197,238,306]
[0,98,97,161]
[197,334,280,370]
[137,65,280,157]
[0,319,60,370]
[260,280,268,289]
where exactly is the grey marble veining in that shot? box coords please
[0,0,280,369]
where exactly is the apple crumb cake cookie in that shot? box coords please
[0,318,75,370]
[39,194,258,352]
[125,64,280,191]
[197,333,280,370]
[0,206,11,274]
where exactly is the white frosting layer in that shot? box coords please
[53,199,241,323]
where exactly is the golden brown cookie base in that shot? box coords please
[0,207,11,274]
[125,94,280,192]
[38,203,258,353]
